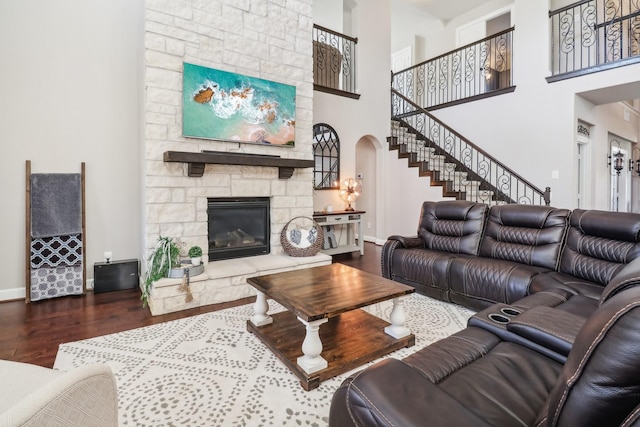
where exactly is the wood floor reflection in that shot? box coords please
[0,242,382,368]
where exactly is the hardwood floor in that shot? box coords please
[0,243,382,368]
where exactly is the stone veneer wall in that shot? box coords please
[144,0,314,262]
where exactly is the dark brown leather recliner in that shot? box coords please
[448,204,570,309]
[463,255,640,363]
[329,286,640,427]
[381,200,488,301]
[529,209,640,316]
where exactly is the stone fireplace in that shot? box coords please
[144,158,332,316]
[142,0,330,316]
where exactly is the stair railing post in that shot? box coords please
[544,187,551,206]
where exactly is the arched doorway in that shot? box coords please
[355,135,382,243]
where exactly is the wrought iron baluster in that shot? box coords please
[391,87,550,206]
[391,28,514,108]
[549,0,640,78]
[312,24,358,95]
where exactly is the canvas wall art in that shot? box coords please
[182,63,296,146]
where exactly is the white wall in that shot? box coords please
[384,156,456,238]
[356,136,378,241]
[314,0,344,31]
[390,0,442,63]
[312,0,460,241]
[391,0,514,65]
[313,0,392,242]
[431,0,640,210]
[438,0,513,53]
[0,0,143,300]
[576,98,640,210]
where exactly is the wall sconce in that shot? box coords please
[630,147,640,176]
[339,178,361,211]
[608,140,625,176]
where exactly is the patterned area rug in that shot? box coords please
[54,294,474,426]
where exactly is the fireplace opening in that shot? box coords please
[207,197,270,261]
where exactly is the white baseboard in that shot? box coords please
[363,235,386,246]
[1,279,94,302]
[0,287,26,302]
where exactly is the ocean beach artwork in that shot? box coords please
[182,63,296,146]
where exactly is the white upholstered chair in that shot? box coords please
[0,360,117,427]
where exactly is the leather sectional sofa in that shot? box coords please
[329,201,640,426]
[381,201,640,313]
[330,284,640,426]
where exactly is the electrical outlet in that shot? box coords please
[367,222,372,229]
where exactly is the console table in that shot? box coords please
[313,210,365,256]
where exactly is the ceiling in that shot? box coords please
[405,0,494,21]
[578,82,640,106]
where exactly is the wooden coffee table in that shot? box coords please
[246,263,415,390]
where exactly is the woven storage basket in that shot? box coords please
[280,216,323,257]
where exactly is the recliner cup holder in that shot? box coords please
[501,307,521,317]
[488,313,510,324]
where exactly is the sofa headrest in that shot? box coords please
[571,209,640,242]
[479,205,570,269]
[599,257,640,305]
[545,286,640,426]
[428,200,487,221]
[418,201,488,256]
[487,204,570,229]
[559,210,640,285]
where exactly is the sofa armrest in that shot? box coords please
[0,361,118,427]
[329,358,493,427]
[386,235,424,249]
[506,306,586,356]
[382,236,424,279]
[510,289,575,310]
[600,256,640,304]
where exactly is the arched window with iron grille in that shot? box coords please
[313,123,340,190]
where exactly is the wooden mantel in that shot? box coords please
[163,150,315,179]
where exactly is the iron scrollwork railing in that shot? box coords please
[549,0,640,80]
[312,24,359,97]
[392,28,514,110]
[391,89,550,206]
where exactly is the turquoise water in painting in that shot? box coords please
[182,63,296,146]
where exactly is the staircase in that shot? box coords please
[389,26,551,206]
[389,120,496,203]
[389,89,550,206]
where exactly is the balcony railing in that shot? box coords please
[392,28,515,110]
[549,0,640,81]
[312,24,360,99]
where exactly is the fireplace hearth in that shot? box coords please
[207,197,270,261]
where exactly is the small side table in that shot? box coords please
[94,259,139,293]
[313,210,365,256]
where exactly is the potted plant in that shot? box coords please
[142,236,180,307]
[188,245,203,266]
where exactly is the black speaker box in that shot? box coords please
[94,259,139,293]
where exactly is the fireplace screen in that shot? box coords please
[207,197,270,261]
